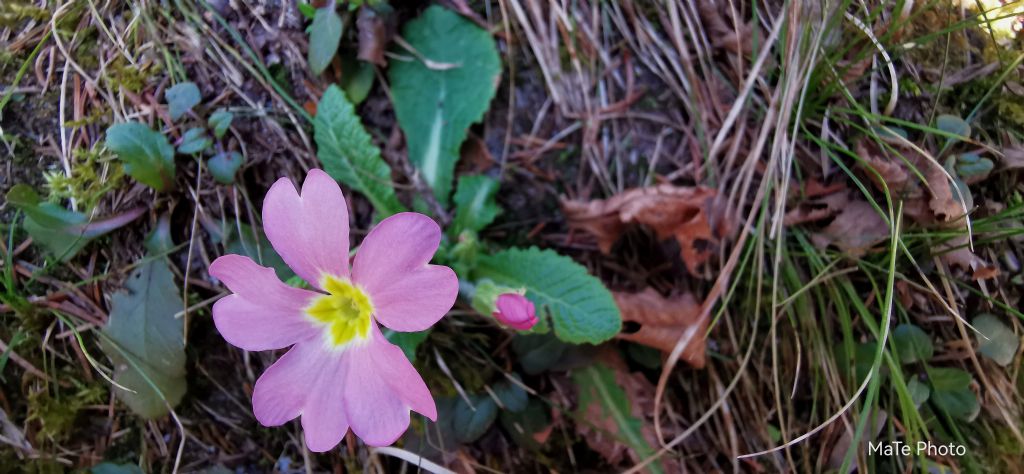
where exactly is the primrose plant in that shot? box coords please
[210,169,456,449]
[254,5,623,448]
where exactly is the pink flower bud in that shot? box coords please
[492,293,537,330]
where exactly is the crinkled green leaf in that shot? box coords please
[314,85,405,216]
[165,82,201,121]
[101,258,186,419]
[308,6,342,75]
[389,5,500,203]
[453,394,498,443]
[973,314,1019,367]
[892,323,934,364]
[475,247,621,344]
[452,174,500,236]
[928,367,979,421]
[208,151,244,184]
[208,109,233,139]
[106,122,176,191]
[574,364,661,474]
[177,127,212,154]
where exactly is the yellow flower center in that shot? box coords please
[305,275,373,347]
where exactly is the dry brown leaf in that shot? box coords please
[575,351,682,472]
[784,189,849,225]
[458,134,495,173]
[562,185,729,274]
[614,289,706,368]
[856,140,965,224]
[811,200,889,257]
[1003,146,1024,170]
[356,6,393,66]
[697,2,755,55]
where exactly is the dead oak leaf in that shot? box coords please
[356,6,394,66]
[614,289,707,368]
[811,200,889,257]
[784,187,849,226]
[562,185,729,274]
[856,140,966,224]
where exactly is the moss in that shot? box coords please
[105,56,159,93]
[43,149,125,213]
[26,382,105,443]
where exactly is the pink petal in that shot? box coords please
[352,213,457,332]
[367,327,437,421]
[493,293,538,330]
[263,168,351,288]
[300,350,351,452]
[343,328,434,446]
[209,255,319,351]
[251,341,321,426]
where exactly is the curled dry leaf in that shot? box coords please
[1002,146,1024,170]
[574,353,682,472]
[697,2,755,55]
[935,233,999,280]
[562,185,730,275]
[784,192,848,225]
[356,6,394,66]
[856,140,964,224]
[811,200,889,257]
[614,289,707,368]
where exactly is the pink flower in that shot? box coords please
[208,169,457,452]
[492,293,537,330]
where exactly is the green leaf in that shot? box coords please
[907,377,930,408]
[452,394,498,443]
[928,367,979,421]
[389,5,500,203]
[973,314,1019,367]
[340,54,375,105]
[101,259,186,419]
[177,127,212,154]
[954,152,994,180]
[106,122,176,191]
[297,2,316,19]
[493,377,528,412]
[308,6,343,75]
[7,184,144,261]
[452,174,501,236]
[892,323,934,364]
[224,223,293,281]
[207,151,244,184]
[208,109,233,139]
[510,334,568,375]
[144,215,174,254]
[384,329,430,362]
[574,364,661,474]
[165,82,201,121]
[475,247,621,344]
[499,398,550,450]
[91,462,144,474]
[314,85,405,216]
[936,114,970,140]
